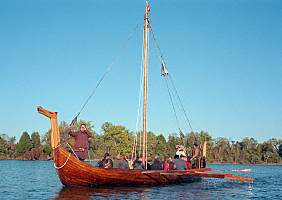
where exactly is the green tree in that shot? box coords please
[146,131,157,159]
[154,134,168,159]
[0,135,8,155]
[0,134,16,158]
[237,137,260,163]
[214,137,231,163]
[42,130,52,157]
[99,122,134,158]
[16,132,32,153]
[31,132,41,148]
[260,140,280,163]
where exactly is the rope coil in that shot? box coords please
[52,143,78,169]
[54,153,71,169]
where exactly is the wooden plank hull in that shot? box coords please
[54,147,203,187]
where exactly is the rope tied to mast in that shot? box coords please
[70,23,140,125]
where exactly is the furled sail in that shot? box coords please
[161,60,169,76]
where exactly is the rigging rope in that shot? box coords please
[149,22,164,64]
[70,24,140,125]
[149,20,197,150]
[168,74,194,132]
[150,22,194,133]
[135,38,145,159]
[164,77,182,133]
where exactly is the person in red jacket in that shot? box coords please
[164,156,174,171]
[181,155,191,169]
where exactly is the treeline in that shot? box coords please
[1,120,282,164]
[0,131,49,160]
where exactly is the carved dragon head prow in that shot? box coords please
[37,106,57,119]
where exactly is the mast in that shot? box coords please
[142,1,150,168]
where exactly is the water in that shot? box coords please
[0,161,281,200]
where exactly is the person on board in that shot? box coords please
[200,156,206,168]
[120,156,130,169]
[133,157,144,170]
[150,155,163,170]
[113,154,122,168]
[181,155,191,169]
[174,144,186,159]
[68,123,92,161]
[98,153,113,168]
[113,155,129,169]
[174,156,187,170]
[190,143,200,168]
[163,156,174,171]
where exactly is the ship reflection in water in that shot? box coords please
[52,186,150,200]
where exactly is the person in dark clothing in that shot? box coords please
[201,156,206,168]
[68,123,92,161]
[146,162,151,170]
[98,153,113,168]
[150,155,163,170]
[133,157,144,170]
[113,155,129,169]
[120,156,130,169]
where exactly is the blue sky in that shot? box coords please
[0,0,281,142]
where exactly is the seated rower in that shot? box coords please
[164,156,174,171]
[133,157,144,170]
[174,156,187,170]
[98,153,113,168]
[113,155,129,169]
[150,155,163,170]
[181,155,191,169]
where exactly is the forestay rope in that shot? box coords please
[164,78,182,133]
[70,24,140,126]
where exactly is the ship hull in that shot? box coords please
[54,147,204,187]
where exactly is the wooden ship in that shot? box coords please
[37,1,253,187]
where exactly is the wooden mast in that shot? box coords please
[142,1,150,168]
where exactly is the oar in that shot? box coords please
[142,168,212,174]
[229,169,252,172]
[204,168,252,173]
[185,171,254,181]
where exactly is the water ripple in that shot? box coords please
[0,161,281,199]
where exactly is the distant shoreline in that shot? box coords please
[1,159,282,166]
[210,162,282,166]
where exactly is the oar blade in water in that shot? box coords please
[185,171,254,182]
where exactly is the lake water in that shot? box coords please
[0,161,281,200]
